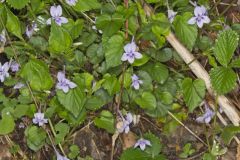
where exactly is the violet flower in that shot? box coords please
[196,105,214,124]
[121,41,142,64]
[118,113,133,134]
[56,151,69,160]
[134,138,151,151]
[26,23,38,38]
[0,62,9,82]
[32,112,48,126]
[131,74,143,90]
[10,61,20,72]
[56,71,77,93]
[14,82,25,89]
[0,30,6,45]
[168,10,177,23]
[46,5,68,26]
[65,0,78,6]
[188,5,210,28]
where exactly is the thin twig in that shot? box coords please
[167,111,208,146]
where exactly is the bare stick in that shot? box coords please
[167,111,208,146]
[166,32,240,126]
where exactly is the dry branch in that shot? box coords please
[166,32,240,126]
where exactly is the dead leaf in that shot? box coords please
[122,131,137,150]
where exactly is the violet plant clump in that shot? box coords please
[0,0,238,159]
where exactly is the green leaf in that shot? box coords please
[94,110,115,134]
[64,19,84,40]
[5,6,22,39]
[68,145,80,159]
[7,0,30,9]
[230,58,240,68]
[144,133,162,157]
[20,59,53,91]
[210,67,237,94]
[142,62,169,84]
[57,87,86,118]
[214,30,239,67]
[54,123,70,144]
[96,14,124,36]
[25,126,46,151]
[202,153,216,160]
[173,12,198,51]
[132,54,150,66]
[103,34,124,68]
[102,74,120,96]
[182,78,206,112]
[120,148,148,160]
[73,0,101,12]
[220,125,240,145]
[135,92,157,110]
[0,109,15,135]
[85,96,105,111]
[49,22,72,54]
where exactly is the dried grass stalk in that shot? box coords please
[166,32,240,126]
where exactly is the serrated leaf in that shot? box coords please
[103,34,124,68]
[135,92,157,110]
[182,78,206,112]
[7,0,29,9]
[5,6,22,39]
[20,59,53,91]
[173,12,198,51]
[214,30,239,67]
[73,0,101,12]
[49,22,72,54]
[57,87,86,118]
[96,14,124,36]
[230,58,240,68]
[210,67,237,94]
[220,125,240,145]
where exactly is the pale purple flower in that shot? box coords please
[121,41,142,64]
[188,6,210,28]
[46,5,68,26]
[0,62,9,82]
[56,71,77,93]
[118,113,133,134]
[134,138,151,151]
[196,105,214,124]
[65,0,78,6]
[14,82,25,89]
[0,30,6,45]
[32,112,48,126]
[131,74,143,90]
[10,61,20,72]
[168,10,177,23]
[26,23,38,38]
[56,151,69,160]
